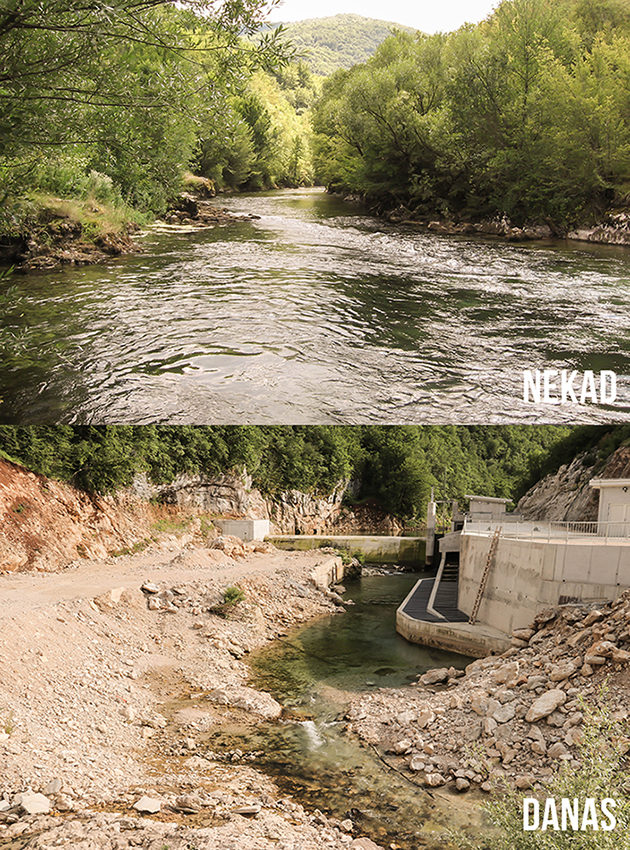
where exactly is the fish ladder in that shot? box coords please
[468,526,502,625]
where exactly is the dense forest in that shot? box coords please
[2,0,629,253]
[312,0,630,225]
[0,0,317,243]
[269,14,414,76]
[2,424,627,520]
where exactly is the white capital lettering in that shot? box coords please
[542,798,560,831]
[561,798,580,831]
[600,798,617,831]
[543,370,559,404]
[580,371,598,404]
[561,370,578,404]
[524,370,541,403]
[600,371,617,403]
[523,798,539,831]
[581,798,599,830]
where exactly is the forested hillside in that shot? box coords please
[269,14,415,76]
[312,0,630,226]
[3,0,628,256]
[0,424,595,521]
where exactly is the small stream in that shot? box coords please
[195,572,483,849]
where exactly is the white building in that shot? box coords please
[398,479,630,655]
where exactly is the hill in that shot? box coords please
[270,13,417,75]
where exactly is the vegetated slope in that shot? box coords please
[311,0,630,228]
[271,14,416,75]
[516,424,630,521]
[0,424,573,525]
[0,458,158,572]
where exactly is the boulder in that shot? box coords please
[549,660,579,681]
[525,689,567,722]
[417,708,436,729]
[17,792,51,815]
[133,796,162,814]
[420,668,450,686]
[352,839,383,850]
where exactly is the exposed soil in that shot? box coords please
[0,540,390,850]
[0,459,394,849]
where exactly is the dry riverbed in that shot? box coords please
[0,542,385,850]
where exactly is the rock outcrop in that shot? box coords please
[518,444,630,523]
[134,471,402,536]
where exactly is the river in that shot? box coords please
[186,572,483,850]
[1,187,630,423]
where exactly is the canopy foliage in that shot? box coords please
[311,0,630,224]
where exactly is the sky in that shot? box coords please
[270,0,500,33]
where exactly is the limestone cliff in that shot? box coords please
[135,471,402,535]
[517,444,630,522]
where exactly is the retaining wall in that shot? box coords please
[268,535,425,566]
[459,534,630,634]
[310,556,346,590]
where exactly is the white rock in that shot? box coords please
[525,689,567,722]
[19,792,51,815]
[133,796,162,814]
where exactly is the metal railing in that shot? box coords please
[462,518,630,544]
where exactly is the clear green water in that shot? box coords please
[197,573,482,849]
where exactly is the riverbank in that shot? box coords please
[0,187,262,272]
[346,594,630,796]
[0,543,393,850]
[359,196,630,246]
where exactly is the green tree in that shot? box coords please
[0,0,292,214]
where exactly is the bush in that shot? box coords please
[223,585,245,606]
[455,695,630,849]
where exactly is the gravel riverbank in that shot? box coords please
[0,544,385,850]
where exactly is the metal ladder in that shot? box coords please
[469,526,501,625]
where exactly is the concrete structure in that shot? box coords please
[397,479,630,656]
[397,604,511,656]
[466,495,514,520]
[590,478,630,525]
[310,556,346,591]
[268,534,425,567]
[214,519,270,541]
[458,531,630,635]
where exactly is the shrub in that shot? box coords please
[223,585,245,606]
[454,695,630,849]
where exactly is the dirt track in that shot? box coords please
[0,542,386,850]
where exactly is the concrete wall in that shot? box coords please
[459,533,630,634]
[215,519,270,540]
[397,608,511,657]
[267,535,425,566]
[310,556,346,591]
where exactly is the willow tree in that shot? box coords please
[0,0,291,211]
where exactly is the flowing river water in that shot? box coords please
[2,188,630,423]
[184,572,482,849]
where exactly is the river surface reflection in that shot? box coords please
[1,187,630,422]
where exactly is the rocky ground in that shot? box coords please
[347,595,630,796]
[0,541,385,850]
